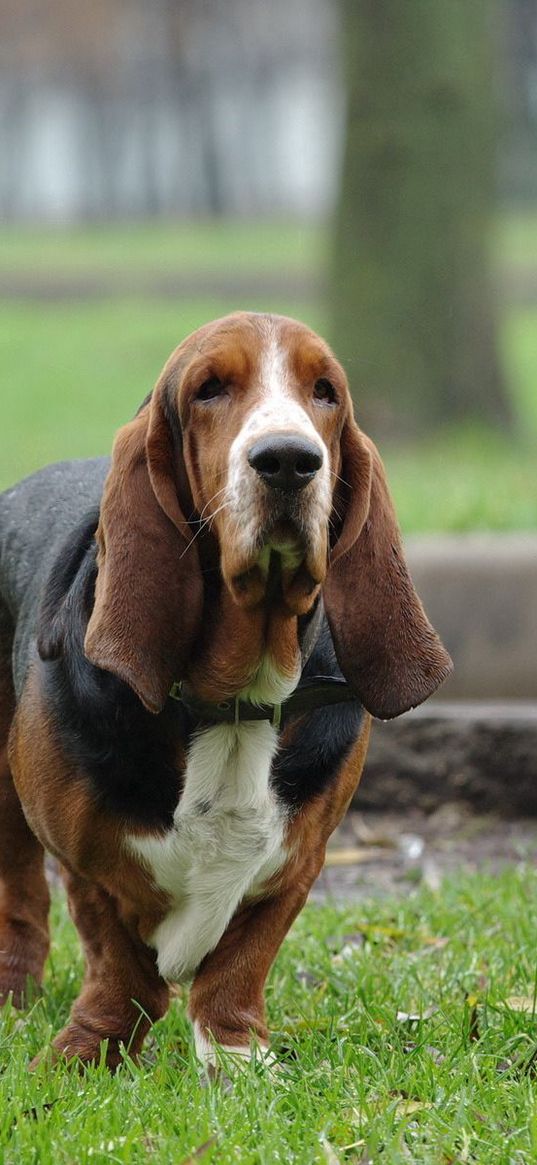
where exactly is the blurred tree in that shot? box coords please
[331,0,511,438]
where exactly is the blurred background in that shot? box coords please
[0,0,536,534]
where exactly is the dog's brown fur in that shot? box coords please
[0,313,451,1068]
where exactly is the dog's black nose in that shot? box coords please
[247,433,323,492]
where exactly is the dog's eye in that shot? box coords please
[313,378,336,404]
[195,377,227,402]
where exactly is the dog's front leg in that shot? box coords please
[41,871,169,1071]
[188,858,321,1075]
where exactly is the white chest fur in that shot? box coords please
[129,719,287,982]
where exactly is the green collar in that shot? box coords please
[169,676,360,729]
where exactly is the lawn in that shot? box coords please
[0,220,325,280]
[2,867,537,1163]
[0,209,534,278]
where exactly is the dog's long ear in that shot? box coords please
[323,419,452,719]
[84,378,203,713]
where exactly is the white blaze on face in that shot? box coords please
[226,326,332,564]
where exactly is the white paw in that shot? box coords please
[193,1021,278,1075]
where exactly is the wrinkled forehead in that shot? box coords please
[174,312,345,402]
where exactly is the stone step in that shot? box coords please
[358,700,537,815]
[405,534,537,699]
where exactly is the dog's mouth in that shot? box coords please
[227,517,326,614]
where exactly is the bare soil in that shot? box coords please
[313,805,537,901]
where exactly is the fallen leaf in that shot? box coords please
[350,816,397,848]
[281,1017,332,1032]
[324,847,392,867]
[396,1006,439,1023]
[425,1044,446,1064]
[319,1135,342,1164]
[341,932,366,949]
[465,994,480,1042]
[504,995,537,1014]
[497,1044,537,1077]
[396,1099,433,1116]
[390,1092,433,1117]
[179,1135,218,1164]
[356,923,406,941]
[296,969,325,989]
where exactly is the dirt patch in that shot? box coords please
[313,806,537,901]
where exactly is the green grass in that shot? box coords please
[0,220,325,278]
[0,209,535,279]
[3,868,537,1163]
[385,425,537,533]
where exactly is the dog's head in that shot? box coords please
[83,312,451,717]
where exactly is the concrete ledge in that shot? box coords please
[405,534,537,699]
[358,701,537,815]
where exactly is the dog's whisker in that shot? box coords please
[179,500,231,559]
[186,481,228,526]
[198,486,228,521]
[329,503,344,526]
[329,469,351,489]
[207,501,231,531]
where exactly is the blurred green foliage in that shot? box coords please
[0,216,535,532]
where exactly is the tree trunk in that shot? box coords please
[331,0,511,438]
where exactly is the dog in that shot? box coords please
[0,311,451,1071]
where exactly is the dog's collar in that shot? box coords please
[168,676,359,729]
[167,595,359,728]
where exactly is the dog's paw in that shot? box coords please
[193,1022,279,1086]
[30,1025,128,1073]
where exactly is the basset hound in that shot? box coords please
[0,312,451,1072]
